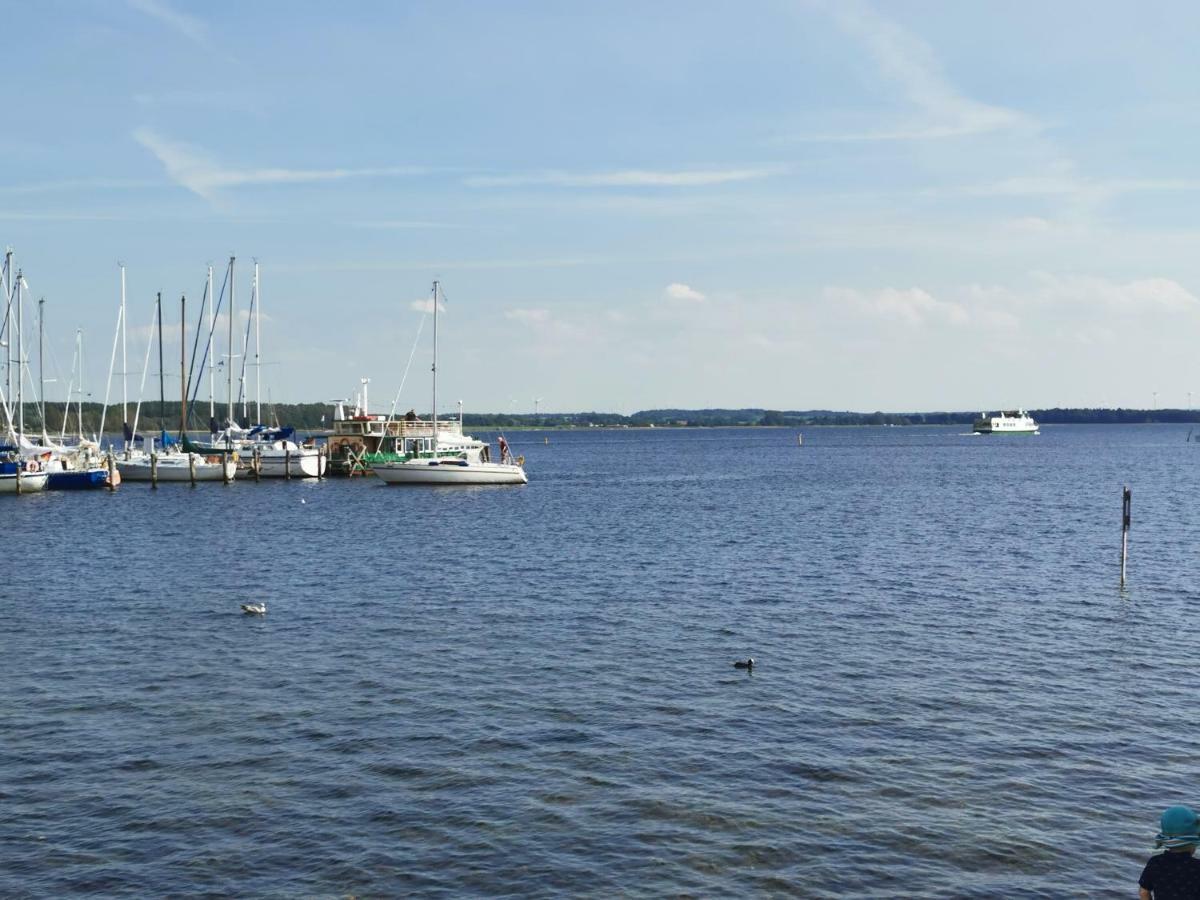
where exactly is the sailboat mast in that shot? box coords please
[431,280,438,455]
[38,298,45,438]
[16,269,23,441]
[254,259,261,425]
[75,329,84,440]
[180,294,187,436]
[120,263,127,427]
[227,255,235,428]
[207,264,214,421]
[3,250,11,420]
[156,292,164,438]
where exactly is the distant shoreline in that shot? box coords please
[19,403,1200,433]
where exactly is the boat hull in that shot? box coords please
[0,472,49,493]
[238,449,325,478]
[372,460,527,485]
[116,456,237,482]
[46,467,111,490]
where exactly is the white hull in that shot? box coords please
[117,454,237,482]
[0,472,49,493]
[373,459,527,485]
[973,410,1039,434]
[238,448,325,478]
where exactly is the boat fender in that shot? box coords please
[516,455,524,467]
[24,460,38,473]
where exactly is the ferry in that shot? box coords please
[972,409,1039,435]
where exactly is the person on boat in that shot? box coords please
[405,409,417,422]
[1139,805,1200,898]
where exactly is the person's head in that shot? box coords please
[1157,805,1200,852]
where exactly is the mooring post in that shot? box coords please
[15,461,22,495]
[285,445,291,480]
[1121,486,1132,586]
[107,452,117,492]
[317,445,325,480]
[253,448,261,483]
[150,451,158,489]
[188,453,197,487]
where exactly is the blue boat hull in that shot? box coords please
[46,468,109,490]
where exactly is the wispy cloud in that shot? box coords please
[828,285,968,326]
[665,283,706,302]
[133,128,426,200]
[410,298,446,313]
[127,0,207,47]
[465,168,778,188]
[789,0,1030,143]
[504,308,551,324]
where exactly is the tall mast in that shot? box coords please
[254,259,261,425]
[37,297,45,438]
[180,294,187,437]
[120,263,127,427]
[75,329,84,439]
[4,250,11,420]
[207,264,214,421]
[431,280,438,455]
[15,269,23,441]
[156,292,164,440]
[227,255,235,428]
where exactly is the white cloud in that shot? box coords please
[133,128,425,200]
[793,0,1030,142]
[1028,273,1200,314]
[410,299,447,313]
[504,308,551,323]
[465,168,777,188]
[127,0,207,47]
[828,285,968,326]
[665,283,706,302]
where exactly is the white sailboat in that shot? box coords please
[0,260,48,493]
[371,281,527,486]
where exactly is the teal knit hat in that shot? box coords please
[1157,806,1200,849]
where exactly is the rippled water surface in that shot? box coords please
[4,425,1199,896]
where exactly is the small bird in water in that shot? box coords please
[300,498,307,504]
[733,658,754,670]
[241,602,267,615]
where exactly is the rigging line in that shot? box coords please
[97,298,125,442]
[128,301,159,450]
[184,277,211,429]
[236,278,255,411]
[381,311,429,444]
[189,262,232,415]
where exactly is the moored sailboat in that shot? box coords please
[371,281,527,486]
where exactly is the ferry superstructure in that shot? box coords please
[972,410,1039,434]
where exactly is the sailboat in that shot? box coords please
[116,294,236,482]
[0,261,48,493]
[371,281,527,486]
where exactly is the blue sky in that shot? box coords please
[5,0,1200,413]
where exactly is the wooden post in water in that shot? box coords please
[1121,486,1132,586]
[107,452,117,492]
[317,444,325,480]
[150,451,158,489]
[188,453,197,487]
[285,445,291,480]
[15,462,22,495]
[253,448,261,482]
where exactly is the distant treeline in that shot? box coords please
[13,403,1200,434]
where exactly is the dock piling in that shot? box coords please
[253,448,261,482]
[150,451,158,489]
[1121,486,1132,586]
[107,452,117,491]
[188,453,197,487]
[285,445,291,480]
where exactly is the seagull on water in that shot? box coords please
[733,658,754,670]
[241,602,267,615]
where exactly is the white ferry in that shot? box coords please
[972,409,1039,435]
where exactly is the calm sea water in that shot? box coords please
[3,424,1198,897]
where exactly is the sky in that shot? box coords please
[4,0,1200,414]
